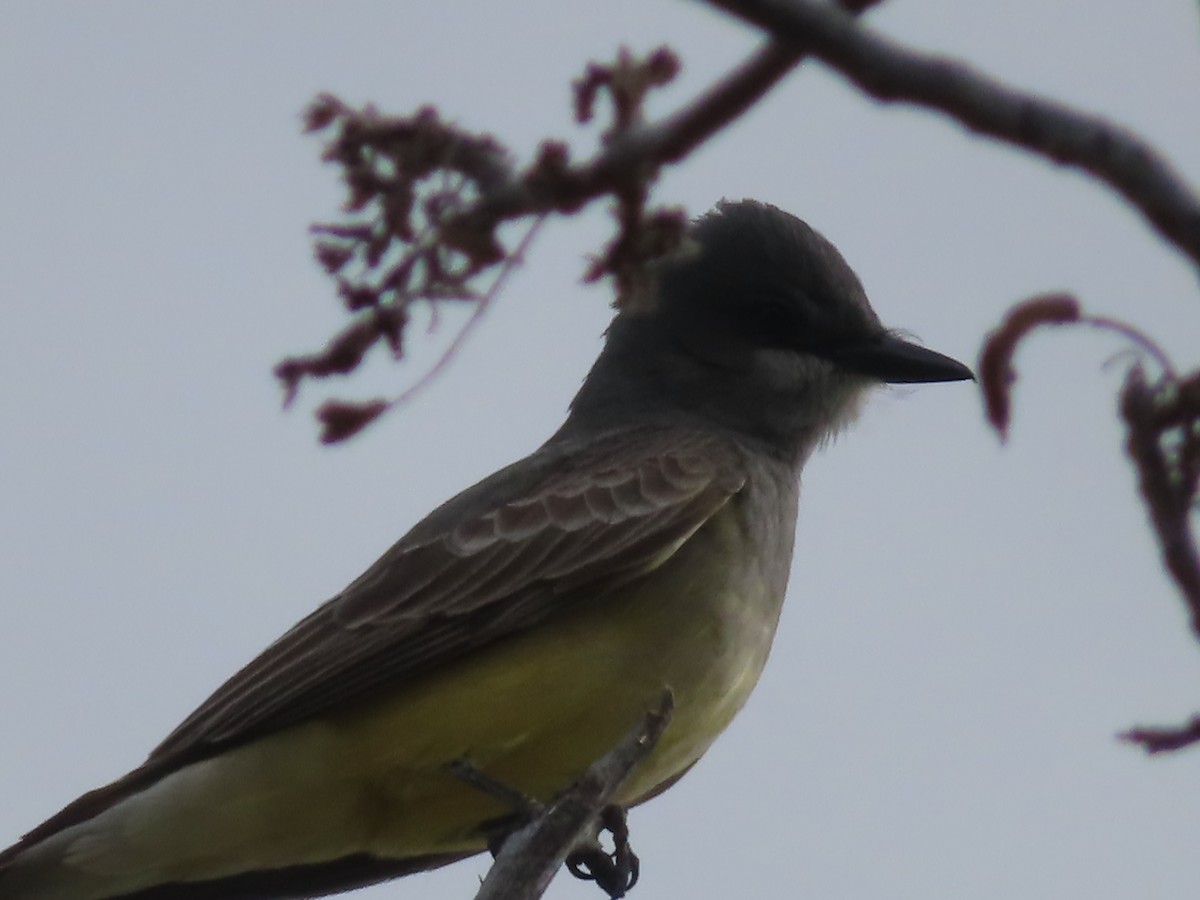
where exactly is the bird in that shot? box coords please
[0,199,973,899]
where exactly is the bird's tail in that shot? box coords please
[0,749,474,900]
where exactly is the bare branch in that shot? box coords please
[390,216,547,409]
[702,0,1200,271]
[279,0,882,439]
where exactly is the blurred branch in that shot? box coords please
[703,0,1200,272]
[1119,364,1200,627]
[309,216,546,444]
[978,294,1084,442]
[1121,715,1200,754]
[981,298,1200,753]
[978,294,1176,441]
[278,0,882,441]
[1117,366,1200,753]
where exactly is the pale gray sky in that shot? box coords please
[2,2,1200,898]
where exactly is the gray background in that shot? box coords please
[2,2,1199,897]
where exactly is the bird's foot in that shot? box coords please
[566,805,640,899]
[449,761,640,896]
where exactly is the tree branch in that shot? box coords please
[279,0,884,438]
[702,0,1200,271]
[473,693,674,900]
[463,0,885,227]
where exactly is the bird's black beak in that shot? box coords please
[820,333,974,384]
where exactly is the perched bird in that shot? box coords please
[0,199,972,899]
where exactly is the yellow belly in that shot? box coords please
[60,502,787,889]
[340,514,781,857]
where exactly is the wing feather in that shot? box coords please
[149,427,746,763]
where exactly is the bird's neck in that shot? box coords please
[557,318,871,467]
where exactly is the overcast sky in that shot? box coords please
[3,2,1200,898]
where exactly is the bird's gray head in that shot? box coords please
[563,200,972,463]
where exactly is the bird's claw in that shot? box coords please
[566,805,640,898]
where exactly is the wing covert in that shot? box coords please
[150,427,746,763]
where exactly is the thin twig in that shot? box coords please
[1082,316,1175,377]
[392,215,547,408]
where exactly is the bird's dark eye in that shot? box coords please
[746,298,800,345]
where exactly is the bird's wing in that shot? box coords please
[150,426,747,762]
